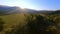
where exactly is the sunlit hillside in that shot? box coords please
[0,13,27,34]
[0,12,59,34]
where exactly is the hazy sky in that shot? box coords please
[0,0,60,10]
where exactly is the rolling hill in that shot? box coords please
[0,5,60,34]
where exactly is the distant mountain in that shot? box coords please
[0,5,21,15]
[24,8,38,13]
[54,10,60,14]
[0,5,16,11]
[0,5,60,16]
[24,9,55,14]
[49,10,60,15]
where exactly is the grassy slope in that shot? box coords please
[0,13,60,34]
[0,13,27,34]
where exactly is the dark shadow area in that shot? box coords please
[0,18,4,32]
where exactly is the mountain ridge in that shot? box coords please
[0,5,60,15]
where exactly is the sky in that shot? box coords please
[0,0,60,10]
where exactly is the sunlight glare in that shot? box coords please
[20,6,25,9]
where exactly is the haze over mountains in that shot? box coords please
[0,5,60,15]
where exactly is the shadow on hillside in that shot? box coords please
[0,18,4,32]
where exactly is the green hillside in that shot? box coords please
[0,14,26,34]
[0,13,60,34]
